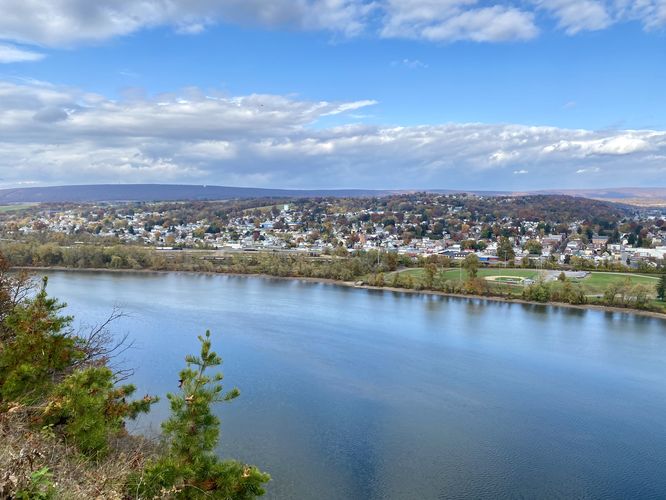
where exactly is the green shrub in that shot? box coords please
[14,467,56,500]
[522,281,552,303]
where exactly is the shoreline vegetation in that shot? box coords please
[16,263,666,321]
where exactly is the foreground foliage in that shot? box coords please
[129,332,269,498]
[0,252,269,498]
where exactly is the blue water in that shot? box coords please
[45,271,666,499]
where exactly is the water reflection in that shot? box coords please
[43,271,666,500]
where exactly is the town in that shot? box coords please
[2,193,665,270]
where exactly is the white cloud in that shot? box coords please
[321,99,379,116]
[391,58,429,69]
[420,6,538,42]
[0,43,44,63]
[613,0,666,30]
[0,80,665,188]
[542,134,652,156]
[0,0,662,52]
[380,1,538,42]
[534,0,612,34]
[576,167,601,173]
[0,0,371,47]
[490,150,519,163]
[533,0,666,33]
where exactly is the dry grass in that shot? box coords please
[0,405,159,499]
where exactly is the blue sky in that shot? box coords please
[0,0,664,190]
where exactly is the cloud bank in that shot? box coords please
[0,0,664,55]
[0,80,664,189]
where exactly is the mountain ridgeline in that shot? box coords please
[0,184,390,203]
[0,184,665,205]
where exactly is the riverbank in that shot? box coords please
[17,265,666,321]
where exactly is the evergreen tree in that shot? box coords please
[657,274,666,301]
[132,331,269,498]
[0,277,81,404]
[0,276,157,455]
[43,366,156,456]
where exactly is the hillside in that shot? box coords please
[0,184,389,203]
[530,188,666,207]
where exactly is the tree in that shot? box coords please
[0,278,81,404]
[0,274,157,459]
[627,233,636,246]
[333,246,348,257]
[523,240,543,255]
[497,236,515,263]
[603,282,622,306]
[558,281,586,305]
[132,331,269,498]
[632,285,651,309]
[522,281,551,302]
[462,254,480,280]
[423,262,437,289]
[43,366,156,456]
[657,274,666,301]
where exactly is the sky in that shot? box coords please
[0,0,664,191]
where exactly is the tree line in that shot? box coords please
[2,242,664,313]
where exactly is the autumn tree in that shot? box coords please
[462,254,480,280]
[523,240,543,255]
[497,236,515,264]
[423,262,437,289]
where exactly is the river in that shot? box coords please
[44,270,666,499]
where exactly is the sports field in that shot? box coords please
[566,272,659,294]
[394,267,538,282]
[390,267,660,296]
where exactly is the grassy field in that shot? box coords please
[379,266,666,313]
[391,267,538,283]
[567,272,659,294]
[389,267,660,296]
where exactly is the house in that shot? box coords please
[591,235,609,248]
[566,240,584,251]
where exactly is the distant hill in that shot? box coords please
[0,184,390,203]
[529,188,666,207]
[531,187,666,199]
[0,184,664,205]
